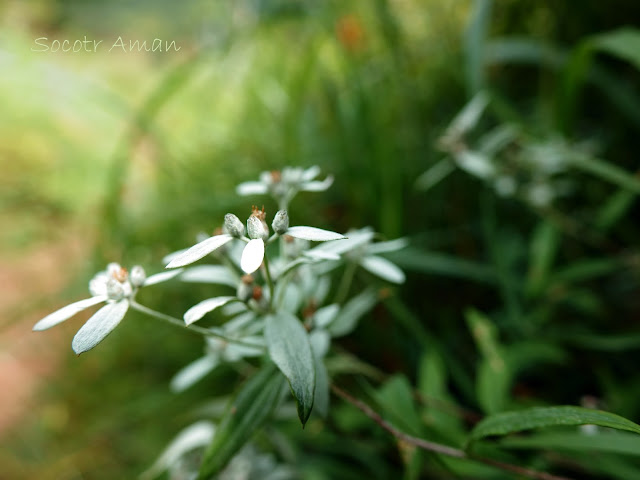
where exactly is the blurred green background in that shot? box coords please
[2,0,640,478]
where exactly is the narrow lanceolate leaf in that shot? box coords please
[265,312,316,426]
[170,355,220,393]
[166,234,233,269]
[499,431,640,457]
[179,265,238,287]
[184,296,237,326]
[197,363,285,480]
[33,296,107,331]
[360,255,406,284]
[240,239,264,274]
[468,406,640,447]
[286,226,345,242]
[143,268,184,286]
[312,355,330,418]
[72,300,129,354]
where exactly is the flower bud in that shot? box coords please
[247,213,269,240]
[272,210,289,235]
[107,263,128,283]
[130,265,146,287]
[224,213,245,237]
[106,278,125,301]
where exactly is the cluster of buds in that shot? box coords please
[89,263,146,302]
[168,207,343,275]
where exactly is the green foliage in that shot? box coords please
[196,363,286,479]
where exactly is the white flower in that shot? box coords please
[236,165,333,206]
[33,263,182,354]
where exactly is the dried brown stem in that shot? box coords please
[330,384,573,480]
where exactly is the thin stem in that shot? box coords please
[330,384,573,480]
[129,300,264,350]
[262,253,275,310]
[334,261,357,305]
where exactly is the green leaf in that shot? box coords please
[592,27,640,72]
[464,0,492,94]
[500,431,640,457]
[375,374,423,437]
[526,221,559,298]
[550,258,621,285]
[562,332,640,352]
[387,248,496,284]
[567,152,640,195]
[265,312,316,426]
[417,351,465,439]
[466,309,510,415]
[312,354,329,419]
[468,406,640,447]
[197,363,285,480]
[595,189,636,232]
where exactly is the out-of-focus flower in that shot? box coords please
[33,263,181,354]
[236,166,333,207]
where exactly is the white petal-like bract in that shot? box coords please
[301,165,321,181]
[302,175,334,192]
[170,355,220,392]
[179,265,238,287]
[286,226,345,242]
[183,296,237,326]
[307,227,372,257]
[236,181,269,196]
[366,237,409,254]
[140,421,216,480]
[240,238,265,274]
[166,234,233,269]
[143,268,184,286]
[72,299,129,354]
[33,296,107,331]
[360,255,406,284]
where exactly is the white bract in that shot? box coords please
[306,227,407,284]
[33,263,182,354]
[171,336,264,392]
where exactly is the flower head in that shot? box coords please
[33,263,181,354]
[236,165,333,207]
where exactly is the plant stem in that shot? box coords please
[334,261,357,305]
[330,384,573,480]
[129,300,264,350]
[262,253,275,310]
